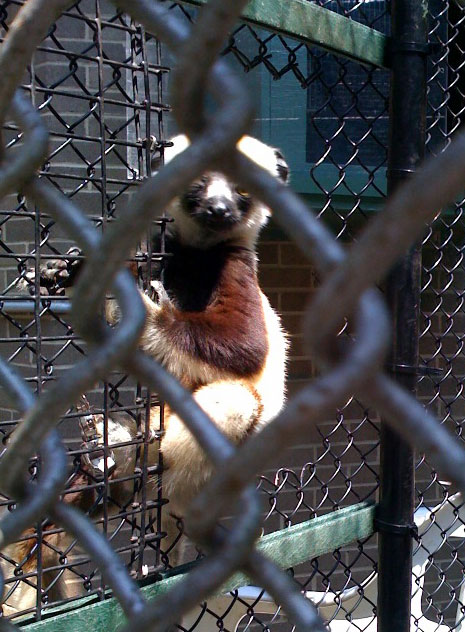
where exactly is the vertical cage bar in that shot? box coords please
[378,2,428,632]
[153,38,167,571]
[30,45,44,620]
[137,22,152,577]
[95,0,111,601]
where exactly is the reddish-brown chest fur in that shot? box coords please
[158,238,268,378]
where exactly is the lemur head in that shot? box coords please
[152,135,289,248]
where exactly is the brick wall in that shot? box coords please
[256,230,380,598]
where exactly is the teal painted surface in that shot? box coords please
[292,165,387,199]
[163,4,388,220]
[178,0,388,68]
[225,31,388,210]
[22,502,375,632]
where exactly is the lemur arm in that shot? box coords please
[20,247,143,296]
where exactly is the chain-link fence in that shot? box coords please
[1,1,465,631]
[414,2,465,630]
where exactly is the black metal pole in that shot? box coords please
[377,2,428,632]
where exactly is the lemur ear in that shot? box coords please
[274,149,290,184]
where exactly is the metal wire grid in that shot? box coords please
[0,0,171,618]
[313,0,388,28]
[413,2,465,630]
[226,13,390,592]
[0,7,460,632]
[222,4,389,625]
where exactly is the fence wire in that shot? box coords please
[1,1,465,632]
[410,2,465,631]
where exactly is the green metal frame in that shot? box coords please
[178,0,389,68]
[22,502,375,632]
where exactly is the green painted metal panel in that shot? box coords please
[22,501,375,632]
[178,0,389,68]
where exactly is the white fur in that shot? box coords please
[161,381,261,514]
[237,135,282,178]
[205,176,235,202]
[164,134,282,180]
[1,541,82,617]
[254,292,288,423]
[163,134,279,249]
[163,133,190,163]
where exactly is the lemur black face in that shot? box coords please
[181,173,253,231]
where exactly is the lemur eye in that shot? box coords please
[236,187,250,198]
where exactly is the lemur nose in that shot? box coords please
[207,198,232,217]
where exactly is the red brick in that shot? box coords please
[287,358,316,380]
[259,266,315,290]
[289,335,312,358]
[281,290,314,311]
[280,243,318,273]
[257,242,279,265]
[281,313,304,336]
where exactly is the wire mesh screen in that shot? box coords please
[415,2,465,630]
[185,3,390,630]
[0,0,170,618]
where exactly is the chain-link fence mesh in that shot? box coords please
[414,2,465,630]
[1,1,465,631]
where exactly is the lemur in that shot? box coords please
[3,135,289,614]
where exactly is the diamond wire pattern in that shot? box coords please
[218,7,387,625]
[173,0,387,626]
[411,2,465,630]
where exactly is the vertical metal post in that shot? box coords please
[377,2,428,632]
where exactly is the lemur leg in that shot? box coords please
[161,382,262,516]
[1,531,78,617]
[80,409,188,568]
[1,496,92,616]
[80,411,144,516]
[1,540,40,617]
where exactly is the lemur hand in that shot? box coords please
[19,246,82,296]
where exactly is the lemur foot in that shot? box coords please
[77,395,115,480]
[79,410,116,480]
[19,247,82,296]
[77,396,138,482]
